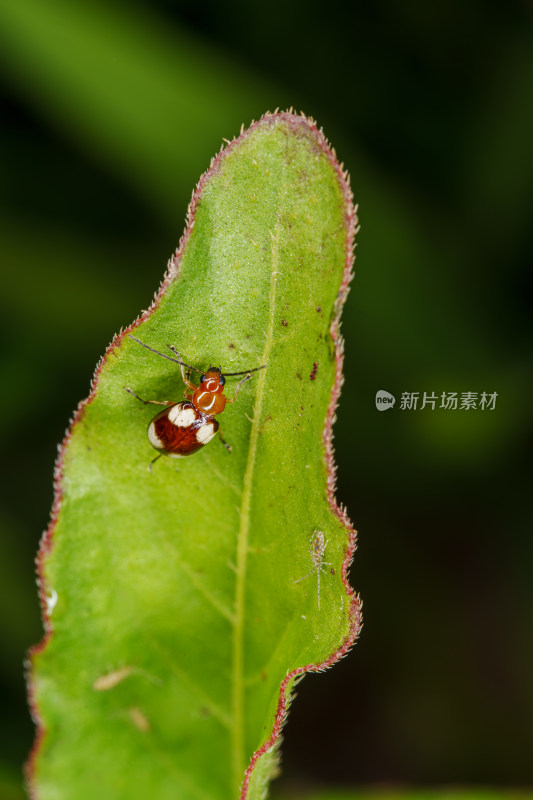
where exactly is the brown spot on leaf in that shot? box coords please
[258,414,272,435]
[93,666,133,691]
[310,362,319,381]
[129,707,150,732]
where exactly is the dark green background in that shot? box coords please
[0,1,531,797]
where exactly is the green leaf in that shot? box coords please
[29,112,361,800]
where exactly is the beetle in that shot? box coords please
[125,336,265,462]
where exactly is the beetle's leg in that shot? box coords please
[148,453,163,473]
[226,373,253,404]
[167,345,197,391]
[124,387,174,406]
[185,369,197,390]
[217,427,232,454]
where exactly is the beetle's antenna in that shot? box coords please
[129,335,265,377]
[166,345,203,373]
[223,364,267,377]
[128,336,202,373]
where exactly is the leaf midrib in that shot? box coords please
[231,153,288,792]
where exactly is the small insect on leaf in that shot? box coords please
[293,530,332,611]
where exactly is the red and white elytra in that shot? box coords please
[125,336,265,463]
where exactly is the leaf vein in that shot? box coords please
[231,155,288,791]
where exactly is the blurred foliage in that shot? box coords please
[0,0,531,795]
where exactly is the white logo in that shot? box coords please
[375,390,395,411]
